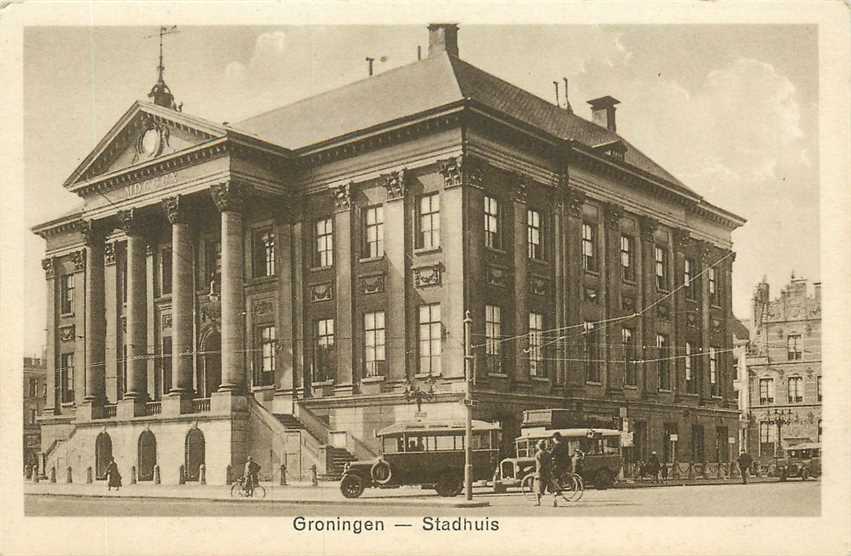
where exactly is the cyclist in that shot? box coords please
[550,432,571,488]
[243,456,260,495]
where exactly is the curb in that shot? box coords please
[24,491,491,509]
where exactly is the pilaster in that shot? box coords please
[383,169,408,384]
[332,181,354,394]
[639,215,658,398]
[512,177,529,384]
[42,257,58,414]
[563,185,584,388]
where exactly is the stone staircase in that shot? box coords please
[322,447,357,480]
[274,413,305,430]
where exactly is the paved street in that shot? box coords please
[26,479,819,517]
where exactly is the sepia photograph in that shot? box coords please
[2,2,849,555]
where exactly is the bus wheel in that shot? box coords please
[340,474,365,498]
[435,472,462,497]
[595,469,613,490]
[370,460,393,485]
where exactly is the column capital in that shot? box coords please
[382,168,407,201]
[210,181,250,213]
[71,249,86,272]
[333,181,352,211]
[117,208,147,236]
[79,220,105,247]
[673,229,691,253]
[639,215,658,242]
[41,257,55,279]
[162,194,189,224]
[438,154,484,190]
[564,187,585,216]
[605,203,623,230]
[700,241,716,264]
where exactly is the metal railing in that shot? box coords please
[103,404,117,418]
[192,398,211,412]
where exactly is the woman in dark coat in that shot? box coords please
[534,440,557,507]
[106,457,122,491]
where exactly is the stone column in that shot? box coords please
[332,182,354,394]
[211,182,249,395]
[42,257,58,414]
[383,170,407,384]
[512,179,529,385]
[118,209,148,416]
[274,201,295,396]
[71,249,87,406]
[639,216,658,398]
[162,195,194,414]
[81,223,106,416]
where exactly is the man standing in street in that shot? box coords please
[737,451,753,484]
[647,451,661,484]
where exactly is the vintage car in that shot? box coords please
[338,418,501,498]
[778,442,821,481]
[492,427,623,490]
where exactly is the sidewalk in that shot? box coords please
[615,476,780,489]
[23,480,490,508]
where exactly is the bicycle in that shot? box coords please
[521,470,584,504]
[230,476,267,498]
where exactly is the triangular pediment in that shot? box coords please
[64,101,228,188]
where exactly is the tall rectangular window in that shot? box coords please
[363,206,384,259]
[253,229,275,278]
[313,319,336,382]
[485,305,503,375]
[255,325,277,386]
[709,347,719,396]
[161,248,172,295]
[759,421,775,457]
[314,218,334,268]
[161,336,172,397]
[684,258,695,300]
[581,223,596,271]
[364,311,386,378]
[484,196,501,249]
[584,321,600,383]
[786,335,802,360]
[60,274,74,314]
[685,341,696,393]
[623,327,636,386]
[60,352,74,403]
[759,378,774,404]
[417,193,440,249]
[708,267,718,305]
[657,333,670,390]
[28,378,37,398]
[528,312,545,377]
[620,235,635,281]
[418,304,441,376]
[655,246,668,290]
[787,376,803,403]
[527,209,543,260]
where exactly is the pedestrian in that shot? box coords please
[737,451,753,485]
[105,457,122,492]
[550,432,571,486]
[660,462,669,482]
[647,451,661,484]
[533,440,557,507]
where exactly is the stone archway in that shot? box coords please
[138,430,157,482]
[185,428,205,482]
[198,329,221,398]
[95,432,112,480]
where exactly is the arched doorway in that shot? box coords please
[95,432,112,480]
[199,331,221,398]
[137,430,157,482]
[185,428,205,482]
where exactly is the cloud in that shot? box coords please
[224,31,288,85]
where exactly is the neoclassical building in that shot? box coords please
[34,24,745,485]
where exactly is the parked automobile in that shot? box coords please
[338,418,501,498]
[778,442,821,481]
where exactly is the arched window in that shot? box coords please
[185,428,205,482]
[138,430,157,481]
[95,432,112,480]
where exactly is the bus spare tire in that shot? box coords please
[595,469,612,490]
[435,472,462,497]
[371,460,392,485]
[340,474,365,498]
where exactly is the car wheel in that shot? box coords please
[340,474,365,498]
[435,472,462,497]
[595,469,612,490]
[370,460,393,485]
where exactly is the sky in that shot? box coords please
[22,24,819,355]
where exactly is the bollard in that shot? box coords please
[50,466,56,483]
[178,464,185,485]
[226,464,232,485]
[86,466,93,484]
[702,463,710,480]
[280,464,287,486]
[199,464,206,485]
[66,466,73,484]
[310,464,318,487]
[130,465,137,485]
[153,465,160,485]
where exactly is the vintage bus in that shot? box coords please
[339,419,502,498]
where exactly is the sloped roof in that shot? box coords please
[234,51,691,193]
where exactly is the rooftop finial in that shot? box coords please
[145,25,181,111]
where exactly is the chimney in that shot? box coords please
[813,282,821,307]
[587,95,621,132]
[428,23,459,58]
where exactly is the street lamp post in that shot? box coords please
[766,408,792,470]
[463,310,474,501]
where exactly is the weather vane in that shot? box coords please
[144,25,182,111]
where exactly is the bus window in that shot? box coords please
[454,435,465,451]
[407,435,426,452]
[434,435,454,451]
[471,432,491,450]
[384,436,403,454]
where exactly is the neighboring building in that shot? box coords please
[23,356,47,470]
[746,275,822,463]
[731,318,750,453]
[32,24,745,485]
